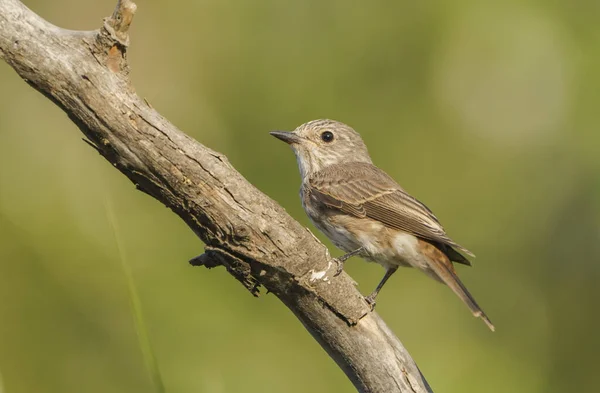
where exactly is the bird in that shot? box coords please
[270,119,494,331]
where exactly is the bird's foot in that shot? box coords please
[332,258,345,277]
[364,294,377,310]
[331,247,365,277]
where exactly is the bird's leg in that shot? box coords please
[365,266,398,309]
[332,247,365,276]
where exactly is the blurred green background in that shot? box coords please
[1,0,599,392]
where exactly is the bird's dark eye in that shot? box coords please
[321,131,334,143]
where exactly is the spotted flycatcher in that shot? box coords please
[270,119,494,331]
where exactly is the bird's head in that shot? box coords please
[270,119,372,179]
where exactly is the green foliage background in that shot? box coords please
[1,1,599,392]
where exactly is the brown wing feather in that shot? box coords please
[309,162,474,262]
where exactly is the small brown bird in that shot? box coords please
[271,119,494,331]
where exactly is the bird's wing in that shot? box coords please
[308,162,474,258]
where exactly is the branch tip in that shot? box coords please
[109,0,137,41]
[94,0,137,74]
[99,0,136,52]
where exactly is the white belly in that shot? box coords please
[391,232,429,270]
[311,214,426,269]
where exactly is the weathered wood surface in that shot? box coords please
[0,1,433,391]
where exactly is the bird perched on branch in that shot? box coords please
[271,119,494,331]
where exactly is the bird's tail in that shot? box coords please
[427,256,495,331]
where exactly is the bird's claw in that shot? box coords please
[332,258,345,277]
[364,294,377,310]
[331,247,364,277]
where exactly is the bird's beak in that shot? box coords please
[270,131,302,145]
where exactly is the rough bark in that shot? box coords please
[0,1,433,392]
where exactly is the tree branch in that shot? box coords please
[0,1,433,392]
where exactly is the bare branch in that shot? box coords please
[0,1,433,392]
